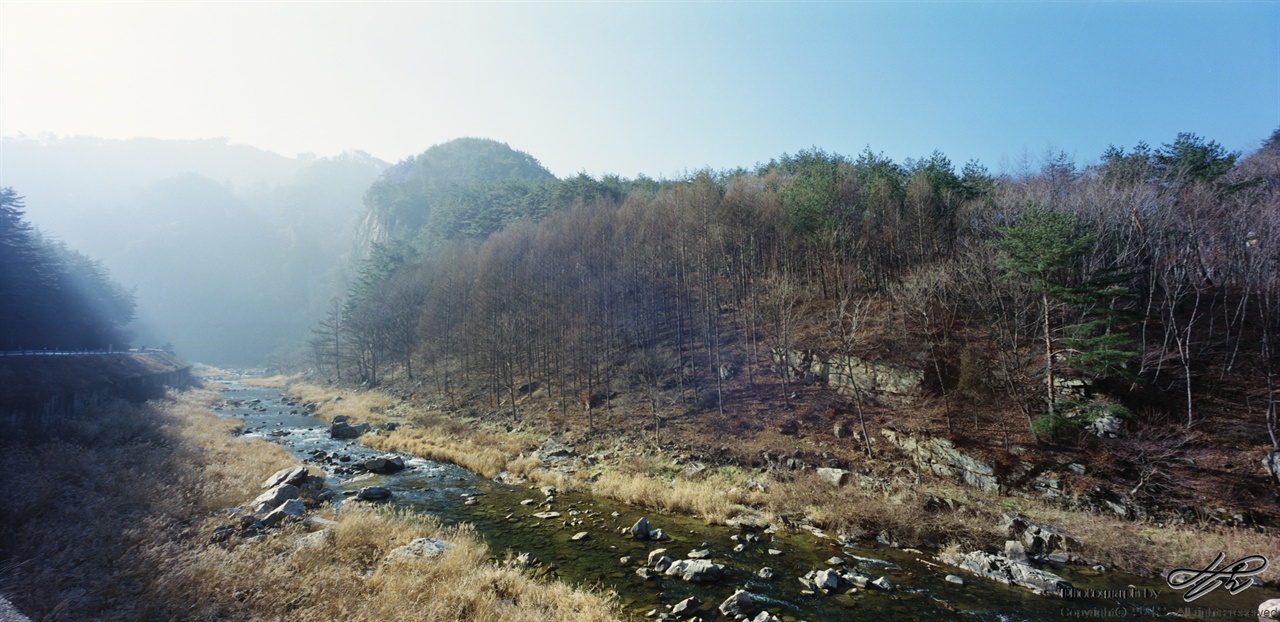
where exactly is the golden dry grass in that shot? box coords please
[288,383,396,424]
[0,388,618,622]
[1018,504,1280,582]
[240,373,302,388]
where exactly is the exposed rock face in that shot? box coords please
[261,466,309,489]
[1087,413,1124,439]
[940,549,1072,595]
[664,559,724,582]
[999,512,1080,556]
[384,537,452,563]
[1265,452,1280,486]
[534,438,575,462]
[881,429,999,492]
[816,467,851,487]
[776,349,922,401]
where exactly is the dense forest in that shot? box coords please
[314,132,1280,461]
[0,188,136,351]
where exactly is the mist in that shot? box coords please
[1,136,386,364]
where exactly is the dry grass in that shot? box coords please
[287,383,396,424]
[1018,504,1280,582]
[240,373,302,388]
[0,389,618,621]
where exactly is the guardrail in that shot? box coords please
[0,349,167,357]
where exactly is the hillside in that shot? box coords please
[308,131,1280,536]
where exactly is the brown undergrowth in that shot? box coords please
[0,387,618,621]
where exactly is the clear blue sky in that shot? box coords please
[3,1,1277,178]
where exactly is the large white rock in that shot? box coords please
[384,537,453,564]
[816,467,851,487]
[261,466,309,489]
[1259,598,1280,621]
[251,484,299,514]
[664,558,725,583]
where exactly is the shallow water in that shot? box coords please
[215,380,1279,621]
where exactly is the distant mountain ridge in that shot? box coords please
[0,135,388,365]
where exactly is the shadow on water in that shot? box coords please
[217,381,1279,621]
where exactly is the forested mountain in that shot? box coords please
[357,138,657,249]
[0,136,387,364]
[0,188,135,351]
[318,130,1280,514]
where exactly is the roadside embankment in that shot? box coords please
[0,351,192,424]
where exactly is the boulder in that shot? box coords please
[571,531,589,541]
[872,576,895,591]
[330,421,369,439]
[688,549,711,559]
[630,517,653,539]
[262,498,306,527]
[384,537,452,563]
[1258,598,1280,620]
[664,559,724,583]
[331,415,350,423]
[532,511,561,519]
[292,528,333,553]
[647,549,669,567]
[751,612,782,622]
[671,596,700,616]
[813,568,842,591]
[945,574,966,585]
[251,484,300,514]
[816,467,851,487]
[363,455,406,474]
[356,486,392,501]
[635,567,658,580]
[757,567,774,580]
[261,466,309,489]
[719,590,758,617]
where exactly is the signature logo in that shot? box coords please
[1166,552,1269,602]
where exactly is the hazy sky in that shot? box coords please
[3,2,1277,178]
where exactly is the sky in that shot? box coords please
[2,1,1277,179]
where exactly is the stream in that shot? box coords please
[213,380,1278,621]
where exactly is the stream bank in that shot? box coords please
[216,379,1280,620]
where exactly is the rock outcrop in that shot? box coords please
[882,429,999,492]
[940,549,1072,595]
